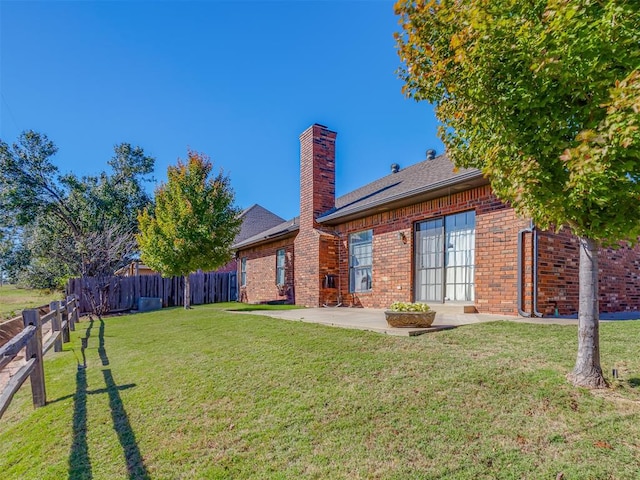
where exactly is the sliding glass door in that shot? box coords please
[414,218,444,303]
[414,211,475,303]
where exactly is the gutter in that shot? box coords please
[517,220,543,317]
[232,227,299,250]
[317,170,485,224]
[233,218,300,250]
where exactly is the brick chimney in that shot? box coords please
[294,124,337,307]
[298,124,336,230]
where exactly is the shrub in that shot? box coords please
[388,301,431,312]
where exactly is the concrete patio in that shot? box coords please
[240,304,585,336]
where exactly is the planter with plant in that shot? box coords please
[385,301,435,328]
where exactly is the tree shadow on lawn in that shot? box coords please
[101,368,149,480]
[68,367,91,480]
[98,319,108,366]
[65,317,149,480]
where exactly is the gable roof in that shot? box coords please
[235,204,286,244]
[317,154,485,224]
[234,154,486,249]
[233,216,299,249]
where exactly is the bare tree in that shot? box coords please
[79,223,137,319]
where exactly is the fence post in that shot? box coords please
[22,309,46,408]
[65,296,76,331]
[72,295,80,325]
[52,301,69,343]
[49,301,63,353]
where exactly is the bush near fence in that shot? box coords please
[67,271,237,314]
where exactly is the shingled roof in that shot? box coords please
[232,216,299,249]
[317,153,484,224]
[234,154,485,248]
[235,204,286,244]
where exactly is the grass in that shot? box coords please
[0,285,63,321]
[1,303,639,479]
[224,303,304,312]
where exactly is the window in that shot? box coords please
[276,249,285,285]
[240,257,247,286]
[414,210,475,303]
[349,230,373,293]
[444,211,475,302]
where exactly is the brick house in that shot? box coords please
[117,204,284,278]
[215,204,285,274]
[234,124,640,316]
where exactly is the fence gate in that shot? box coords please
[229,272,238,302]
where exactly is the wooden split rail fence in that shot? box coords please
[0,295,80,419]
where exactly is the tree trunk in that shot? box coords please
[569,236,608,388]
[184,274,191,309]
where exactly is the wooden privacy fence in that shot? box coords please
[0,295,79,419]
[67,271,237,314]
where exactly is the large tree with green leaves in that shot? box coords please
[0,131,154,292]
[396,0,640,388]
[137,150,242,309]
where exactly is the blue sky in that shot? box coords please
[0,0,441,221]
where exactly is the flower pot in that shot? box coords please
[384,310,436,328]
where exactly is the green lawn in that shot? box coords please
[0,285,63,321]
[1,304,639,479]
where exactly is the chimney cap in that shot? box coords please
[391,163,400,173]
[426,149,437,160]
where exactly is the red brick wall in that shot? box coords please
[537,229,640,315]
[536,229,580,315]
[598,243,640,313]
[238,238,295,304]
[298,124,336,231]
[319,232,340,306]
[237,179,640,314]
[216,258,237,274]
[332,191,640,315]
[237,123,640,315]
[475,209,530,315]
[331,184,521,311]
[294,229,322,307]
[295,124,338,307]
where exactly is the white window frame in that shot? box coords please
[349,229,373,293]
[240,257,247,286]
[276,249,286,285]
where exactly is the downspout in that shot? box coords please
[336,231,343,306]
[532,227,543,317]
[517,220,543,317]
